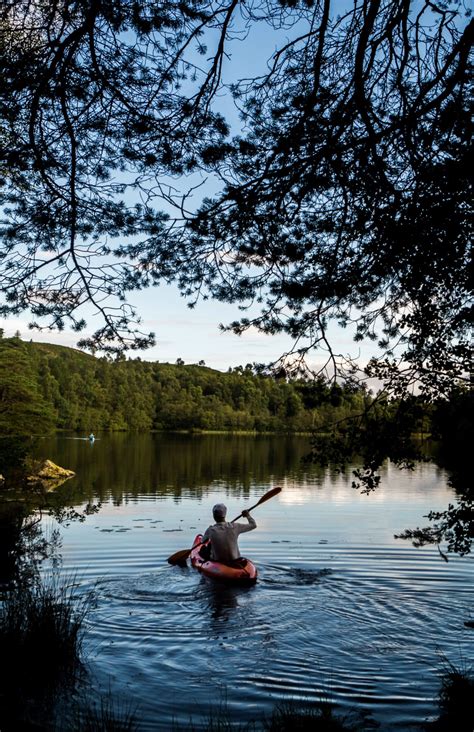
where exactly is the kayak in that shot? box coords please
[190,534,258,585]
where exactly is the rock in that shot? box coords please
[27,459,75,490]
[35,459,75,480]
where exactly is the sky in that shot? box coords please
[1,282,375,372]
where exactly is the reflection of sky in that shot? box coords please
[270,462,454,547]
[280,463,447,506]
[49,460,455,559]
[39,453,472,732]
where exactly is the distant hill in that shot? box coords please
[1,337,369,433]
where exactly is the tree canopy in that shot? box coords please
[0,337,55,436]
[0,0,472,396]
[0,337,371,434]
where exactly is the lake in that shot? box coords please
[34,433,473,730]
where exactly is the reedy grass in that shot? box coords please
[71,694,138,731]
[264,701,378,731]
[428,660,474,731]
[0,572,93,727]
[172,699,377,731]
[0,573,91,683]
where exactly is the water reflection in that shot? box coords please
[2,433,472,731]
[203,580,247,622]
[34,433,322,503]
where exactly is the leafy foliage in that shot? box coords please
[0,1,471,398]
[1,0,230,352]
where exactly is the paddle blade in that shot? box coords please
[231,486,283,522]
[254,486,282,507]
[167,547,192,565]
[169,488,282,564]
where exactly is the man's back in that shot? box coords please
[203,516,256,563]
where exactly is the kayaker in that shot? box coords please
[201,503,256,564]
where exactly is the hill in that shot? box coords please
[0,337,369,433]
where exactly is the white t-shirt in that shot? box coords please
[202,516,257,563]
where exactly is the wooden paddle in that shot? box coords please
[167,486,282,565]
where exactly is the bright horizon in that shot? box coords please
[1,281,376,373]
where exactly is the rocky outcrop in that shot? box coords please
[27,459,75,491]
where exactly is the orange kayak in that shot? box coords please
[190,534,257,585]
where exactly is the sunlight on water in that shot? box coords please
[36,433,473,730]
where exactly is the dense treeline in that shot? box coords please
[0,337,370,434]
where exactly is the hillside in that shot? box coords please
[0,337,369,433]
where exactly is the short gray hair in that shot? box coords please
[212,503,227,520]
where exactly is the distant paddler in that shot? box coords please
[89,432,95,442]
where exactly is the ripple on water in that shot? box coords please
[261,564,332,587]
[30,434,474,730]
[62,543,473,730]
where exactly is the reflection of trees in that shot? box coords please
[0,487,99,588]
[0,502,60,588]
[37,434,325,504]
[1,433,324,586]
[395,440,473,559]
[392,401,473,559]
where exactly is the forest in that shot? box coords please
[0,335,372,435]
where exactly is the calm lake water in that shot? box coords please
[35,433,473,730]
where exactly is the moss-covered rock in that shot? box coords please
[26,459,75,491]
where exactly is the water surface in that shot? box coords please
[36,434,473,730]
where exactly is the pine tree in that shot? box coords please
[0,340,55,436]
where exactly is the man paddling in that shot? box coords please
[167,487,280,566]
[201,503,256,564]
